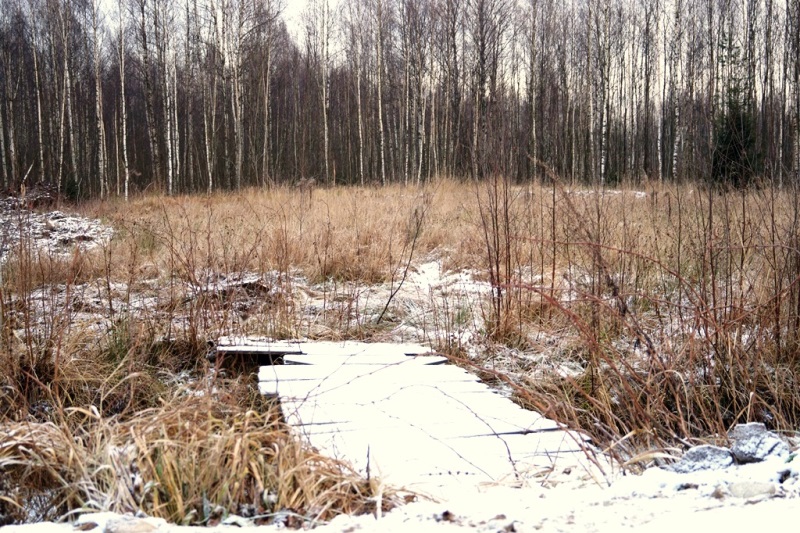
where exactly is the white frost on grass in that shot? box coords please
[0,208,113,262]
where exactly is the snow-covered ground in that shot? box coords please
[0,201,113,262]
[4,456,799,532]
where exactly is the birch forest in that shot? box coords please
[1,0,799,198]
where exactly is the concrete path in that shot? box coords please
[216,338,613,497]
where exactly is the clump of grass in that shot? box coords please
[0,386,392,525]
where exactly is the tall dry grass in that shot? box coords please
[467,172,800,461]
[0,385,386,525]
[88,180,800,451]
[1,189,410,525]
[3,177,800,522]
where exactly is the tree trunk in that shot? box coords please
[139,0,161,189]
[31,16,45,185]
[376,0,387,186]
[356,22,365,186]
[669,0,682,181]
[64,37,78,192]
[0,90,6,188]
[262,21,273,187]
[93,1,107,197]
[117,0,130,200]
[203,68,217,193]
[529,0,538,181]
[322,0,331,186]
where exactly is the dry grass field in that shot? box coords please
[2,178,800,525]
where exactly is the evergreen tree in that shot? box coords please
[711,33,760,188]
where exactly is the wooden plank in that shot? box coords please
[244,337,609,491]
[263,376,499,402]
[436,433,601,480]
[286,410,563,439]
[292,341,432,357]
[216,338,435,359]
[216,337,304,354]
[276,386,563,436]
[293,424,594,486]
[215,344,305,355]
[294,424,498,483]
[259,378,490,398]
[283,353,446,365]
[259,361,478,384]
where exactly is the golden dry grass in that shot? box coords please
[0,386,389,525]
[2,177,800,522]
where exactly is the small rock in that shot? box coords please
[727,481,777,500]
[104,518,159,533]
[72,514,167,533]
[666,445,733,473]
[729,422,769,441]
[729,423,789,463]
[221,514,253,527]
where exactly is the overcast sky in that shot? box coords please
[281,0,343,40]
[283,0,305,30]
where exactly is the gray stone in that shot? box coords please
[666,445,734,473]
[729,422,769,441]
[729,423,789,463]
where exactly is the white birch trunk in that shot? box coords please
[204,69,218,193]
[6,98,17,184]
[657,103,663,182]
[65,51,77,190]
[417,87,426,185]
[31,20,45,185]
[0,93,6,187]
[172,59,180,188]
[262,29,272,186]
[529,0,537,181]
[587,10,595,181]
[672,102,680,180]
[402,19,411,186]
[356,31,365,186]
[165,55,175,195]
[229,63,238,191]
[429,60,438,179]
[322,0,331,185]
[670,1,682,181]
[93,1,107,197]
[795,72,800,185]
[118,0,130,201]
[56,62,66,192]
[377,0,386,186]
[779,13,789,188]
